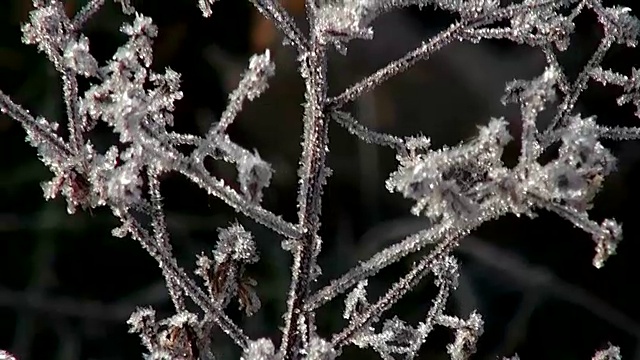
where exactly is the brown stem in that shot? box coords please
[279,37,329,359]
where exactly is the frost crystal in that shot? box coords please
[21,1,70,69]
[597,6,640,47]
[593,219,622,269]
[445,311,484,360]
[214,223,258,264]
[593,344,622,360]
[244,50,276,100]
[304,337,338,360]
[343,280,368,320]
[386,118,510,220]
[198,0,218,17]
[237,150,273,204]
[63,35,99,76]
[194,223,262,316]
[241,338,276,360]
[0,351,16,360]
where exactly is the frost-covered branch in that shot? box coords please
[2,0,640,358]
[327,0,574,108]
[279,34,331,358]
[115,208,250,349]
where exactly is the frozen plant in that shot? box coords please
[0,350,17,360]
[1,0,639,359]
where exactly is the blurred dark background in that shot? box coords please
[2,0,640,359]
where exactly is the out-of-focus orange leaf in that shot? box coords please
[65,0,76,17]
[251,0,305,52]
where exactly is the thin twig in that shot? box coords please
[331,237,459,348]
[327,0,568,109]
[117,210,250,349]
[71,0,107,31]
[279,34,330,359]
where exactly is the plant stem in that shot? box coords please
[279,33,329,359]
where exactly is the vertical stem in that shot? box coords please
[61,70,82,152]
[279,33,329,359]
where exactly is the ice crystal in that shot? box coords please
[241,338,276,360]
[0,351,17,360]
[214,223,258,264]
[593,345,622,360]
